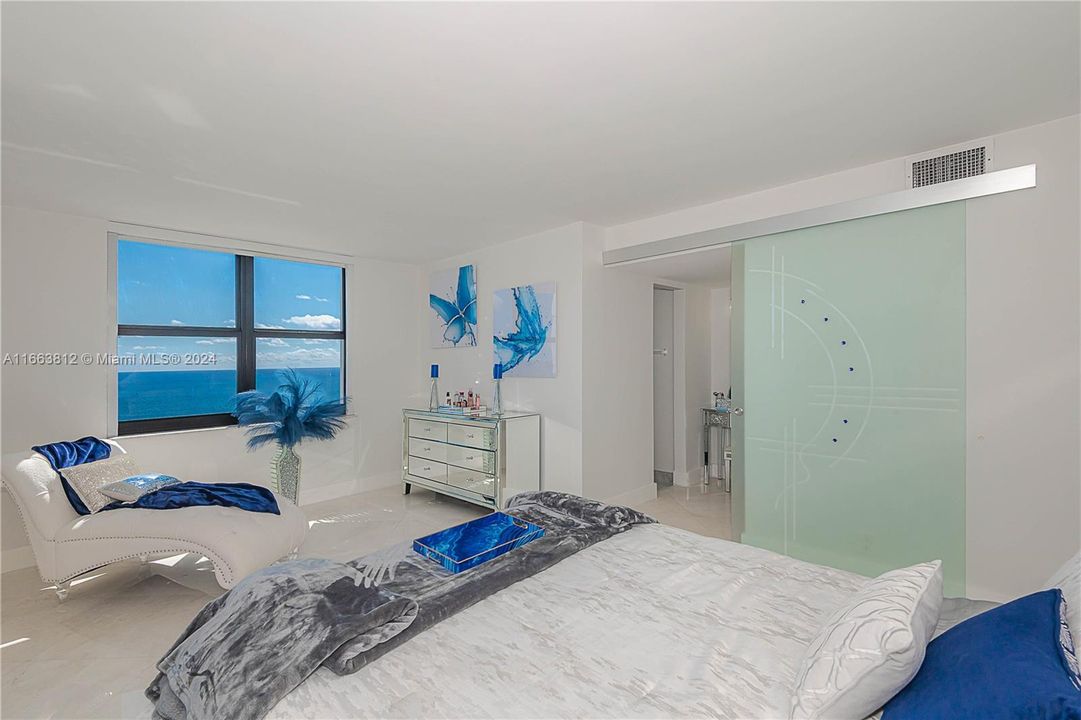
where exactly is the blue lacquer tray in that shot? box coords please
[413,512,545,574]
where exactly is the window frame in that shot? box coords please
[115,240,346,436]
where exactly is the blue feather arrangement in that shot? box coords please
[233,369,349,450]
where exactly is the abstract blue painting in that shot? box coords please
[430,265,477,348]
[493,282,556,377]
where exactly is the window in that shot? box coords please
[116,238,345,435]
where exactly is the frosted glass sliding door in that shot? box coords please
[735,202,966,595]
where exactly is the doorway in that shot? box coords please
[652,286,675,487]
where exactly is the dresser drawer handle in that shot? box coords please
[465,455,475,460]
[422,427,431,433]
[423,446,432,452]
[422,466,431,471]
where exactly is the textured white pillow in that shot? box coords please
[790,560,943,720]
[1044,550,1081,649]
[61,455,141,512]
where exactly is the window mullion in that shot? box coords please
[237,255,256,393]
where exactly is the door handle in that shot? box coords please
[732,407,744,416]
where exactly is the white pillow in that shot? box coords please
[1044,550,1081,649]
[61,455,141,512]
[790,560,943,720]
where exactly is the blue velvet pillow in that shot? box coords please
[883,589,1081,720]
[31,436,112,516]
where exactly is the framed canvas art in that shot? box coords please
[493,282,556,377]
[430,265,477,348]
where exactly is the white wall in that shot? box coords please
[582,225,655,505]
[677,285,712,486]
[607,114,1081,601]
[710,287,732,398]
[963,117,1081,601]
[1,205,422,569]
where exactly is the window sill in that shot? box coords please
[114,415,357,440]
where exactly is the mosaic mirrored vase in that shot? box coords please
[272,445,301,504]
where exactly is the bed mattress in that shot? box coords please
[269,523,870,719]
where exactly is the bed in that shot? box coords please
[153,493,1077,720]
[269,523,882,719]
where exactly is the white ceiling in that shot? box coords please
[626,246,733,290]
[3,2,1078,262]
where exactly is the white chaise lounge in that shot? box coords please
[1,440,308,599]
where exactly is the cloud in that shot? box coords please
[223,319,236,327]
[260,337,290,347]
[131,345,164,350]
[302,339,329,345]
[283,314,340,330]
[296,294,330,302]
[170,319,184,326]
[258,346,341,368]
[256,323,286,330]
[195,338,234,345]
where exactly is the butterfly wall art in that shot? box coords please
[430,265,478,348]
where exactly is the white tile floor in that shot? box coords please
[0,482,731,719]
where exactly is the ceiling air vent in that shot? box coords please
[906,139,994,189]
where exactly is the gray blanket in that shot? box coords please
[147,491,654,720]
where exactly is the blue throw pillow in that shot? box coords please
[883,589,1081,719]
[31,436,112,515]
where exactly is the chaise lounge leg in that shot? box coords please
[138,553,149,564]
[287,547,299,561]
[55,580,71,603]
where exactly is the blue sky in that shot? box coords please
[117,241,342,370]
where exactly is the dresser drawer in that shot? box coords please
[408,419,448,442]
[408,437,448,463]
[446,467,496,498]
[447,423,495,451]
[408,458,447,482]
[445,444,495,474]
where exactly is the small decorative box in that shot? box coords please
[413,512,545,573]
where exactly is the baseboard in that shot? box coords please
[299,470,401,506]
[603,481,657,508]
[673,465,704,488]
[1,546,36,574]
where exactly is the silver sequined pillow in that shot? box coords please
[61,455,141,512]
[100,473,181,503]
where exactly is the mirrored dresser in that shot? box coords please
[402,409,541,510]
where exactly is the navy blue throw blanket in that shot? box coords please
[102,482,280,515]
[31,436,111,515]
[32,437,279,516]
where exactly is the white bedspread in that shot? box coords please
[269,524,869,719]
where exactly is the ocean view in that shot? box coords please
[118,368,342,421]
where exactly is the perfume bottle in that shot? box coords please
[492,363,504,416]
[429,365,439,411]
